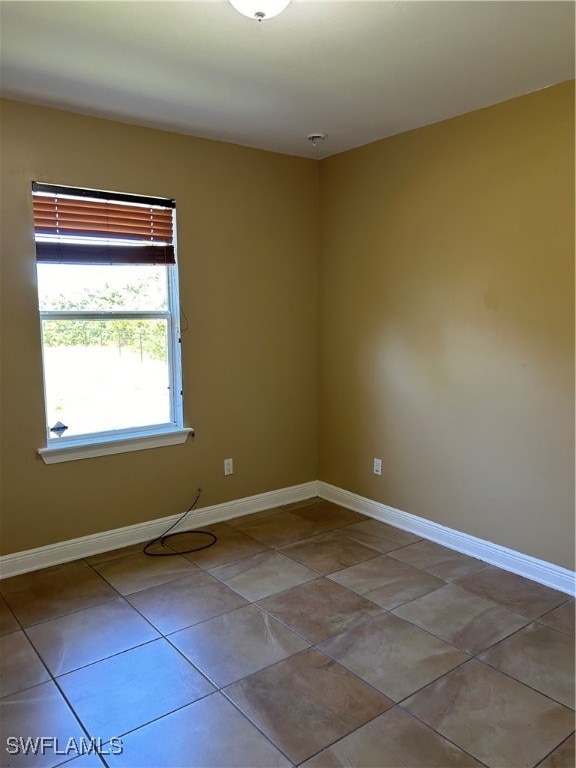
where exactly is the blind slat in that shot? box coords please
[35,241,175,265]
[35,223,173,239]
[33,198,175,215]
[34,214,173,232]
[34,213,173,229]
[33,201,173,238]
[33,209,173,226]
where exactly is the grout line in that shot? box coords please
[2,593,120,632]
[532,730,576,768]
[393,698,493,768]
[218,686,298,765]
[94,688,219,746]
[12,624,54,691]
[473,653,576,712]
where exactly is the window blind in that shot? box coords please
[32,182,176,265]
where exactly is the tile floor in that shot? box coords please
[0,498,574,768]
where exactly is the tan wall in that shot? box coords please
[1,83,574,570]
[319,81,575,570]
[0,100,319,554]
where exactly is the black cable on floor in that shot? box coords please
[143,488,218,556]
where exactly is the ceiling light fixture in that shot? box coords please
[308,132,327,147]
[229,0,291,22]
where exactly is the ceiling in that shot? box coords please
[0,1,574,159]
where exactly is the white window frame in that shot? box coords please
[34,188,192,464]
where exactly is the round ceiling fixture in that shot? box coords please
[229,0,291,22]
[308,133,327,147]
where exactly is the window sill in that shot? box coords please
[38,427,194,464]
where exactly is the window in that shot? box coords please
[33,182,191,464]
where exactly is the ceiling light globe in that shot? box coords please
[229,0,291,21]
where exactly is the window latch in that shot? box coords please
[50,421,69,437]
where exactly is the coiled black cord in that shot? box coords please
[143,488,218,556]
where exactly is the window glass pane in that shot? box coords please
[41,318,171,437]
[37,264,168,312]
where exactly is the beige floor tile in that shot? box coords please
[235,510,343,547]
[209,550,318,601]
[105,692,290,767]
[278,530,380,575]
[342,519,421,551]
[0,595,20,635]
[455,566,568,619]
[93,550,199,595]
[126,571,247,634]
[387,539,486,581]
[0,562,118,627]
[170,603,309,687]
[0,630,50,696]
[58,638,214,741]
[538,599,575,637]
[480,622,575,709]
[225,506,284,527]
[393,583,530,654]
[404,659,575,768]
[329,554,445,609]
[54,755,105,768]
[0,681,85,768]
[26,598,160,676]
[224,647,392,764]
[302,706,486,768]
[257,578,383,643]
[290,501,368,528]
[319,612,469,701]
[537,734,575,768]
[84,543,150,565]
[278,497,323,512]
[172,523,269,568]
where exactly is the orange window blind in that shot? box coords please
[32,183,176,265]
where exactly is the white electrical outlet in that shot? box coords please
[224,458,234,476]
[373,458,382,476]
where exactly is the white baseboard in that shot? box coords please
[318,482,575,596]
[2,479,574,597]
[0,481,319,579]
